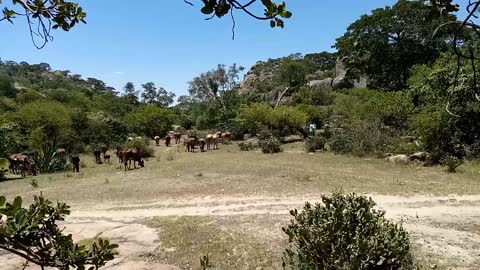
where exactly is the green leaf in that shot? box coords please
[270,20,276,28]
[201,6,214,14]
[12,196,22,209]
[377,257,386,265]
[276,18,284,28]
[281,11,292,18]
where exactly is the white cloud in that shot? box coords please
[114,71,125,75]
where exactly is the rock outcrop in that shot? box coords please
[308,58,366,92]
[239,60,281,96]
[239,56,368,105]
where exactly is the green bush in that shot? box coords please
[235,103,309,138]
[0,158,9,179]
[295,104,331,127]
[412,106,458,163]
[292,87,335,106]
[388,141,420,156]
[238,141,256,151]
[125,105,175,138]
[305,136,326,153]
[329,134,354,155]
[0,195,118,269]
[258,130,283,154]
[329,121,397,157]
[441,155,464,173]
[259,137,283,154]
[282,193,414,270]
[124,138,154,158]
[195,116,210,130]
[334,89,414,130]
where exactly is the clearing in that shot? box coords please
[1,141,480,269]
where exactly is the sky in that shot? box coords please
[0,0,397,97]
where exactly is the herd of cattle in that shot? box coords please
[154,131,232,152]
[102,130,233,171]
[5,130,233,178]
[7,153,37,178]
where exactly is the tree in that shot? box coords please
[277,58,315,87]
[335,0,455,91]
[188,64,244,112]
[409,52,480,161]
[87,78,115,95]
[0,0,86,48]
[123,82,139,105]
[140,82,175,107]
[125,105,175,138]
[156,86,176,107]
[85,111,129,148]
[304,51,337,71]
[0,194,118,270]
[17,101,73,172]
[1,0,291,48]
[0,75,16,98]
[235,102,308,137]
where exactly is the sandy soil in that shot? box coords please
[3,194,480,269]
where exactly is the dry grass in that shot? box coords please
[1,140,480,269]
[1,141,480,206]
[144,216,279,270]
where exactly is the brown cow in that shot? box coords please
[116,147,124,163]
[185,137,198,153]
[123,148,144,171]
[174,132,182,144]
[198,139,206,152]
[71,156,80,172]
[154,136,161,146]
[221,132,231,142]
[212,134,220,150]
[165,135,172,147]
[8,154,37,177]
[206,135,214,150]
[101,145,109,159]
[93,150,102,164]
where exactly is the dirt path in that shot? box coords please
[2,194,480,269]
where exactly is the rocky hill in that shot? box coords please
[239,52,367,106]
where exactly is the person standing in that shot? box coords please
[309,123,317,136]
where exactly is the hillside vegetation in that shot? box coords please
[2,1,479,172]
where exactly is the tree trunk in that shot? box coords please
[275,87,290,108]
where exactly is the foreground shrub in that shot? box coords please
[0,158,8,179]
[305,136,326,153]
[124,138,154,157]
[282,193,414,270]
[0,195,118,269]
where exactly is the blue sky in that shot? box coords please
[1,0,397,97]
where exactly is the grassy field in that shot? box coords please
[2,140,480,270]
[1,141,480,206]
